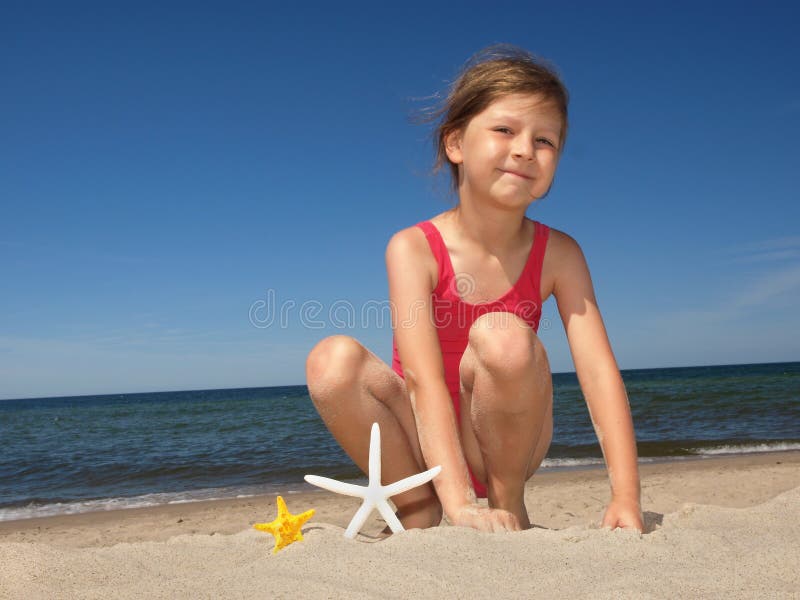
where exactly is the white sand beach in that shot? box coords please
[1,452,798,599]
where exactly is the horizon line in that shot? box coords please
[2,359,797,402]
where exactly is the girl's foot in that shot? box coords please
[488,484,531,529]
[381,496,442,535]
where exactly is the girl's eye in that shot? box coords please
[537,137,556,148]
[494,127,512,134]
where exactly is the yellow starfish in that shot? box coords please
[253,495,315,553]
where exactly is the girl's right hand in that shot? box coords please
[450,504,522,532]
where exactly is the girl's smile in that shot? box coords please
[499,168,535,180]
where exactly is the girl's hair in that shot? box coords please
[430,45,570,191]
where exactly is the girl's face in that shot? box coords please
[445,93,563,210]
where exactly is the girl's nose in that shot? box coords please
[511,138,535,160]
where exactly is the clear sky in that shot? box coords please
[2,2,798,400]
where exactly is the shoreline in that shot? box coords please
[2,450,798,547]
[2,447,797,526]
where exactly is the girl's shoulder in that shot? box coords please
[385,210,451,259]
[543,225,582,258]
[541,226,593,301]
[385,221,432,256]
[385,221,439,292]
[385,211,459,275]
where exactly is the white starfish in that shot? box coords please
[304,422,441,539]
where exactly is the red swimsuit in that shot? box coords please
[391,218,550,498]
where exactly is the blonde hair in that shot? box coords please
[429,45,569,191]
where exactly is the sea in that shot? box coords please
[1,362,798,522]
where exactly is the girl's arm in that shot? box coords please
[386,228,519,531]
[551,232,643,531]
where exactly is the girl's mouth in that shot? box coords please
[501,169,533,180]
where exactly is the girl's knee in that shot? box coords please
[306,335,366,395]
[468,312,545,376]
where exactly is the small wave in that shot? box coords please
[541,456,668,469]
[0,483,310,522]
[541,457,604,469]
[692,441,800,456]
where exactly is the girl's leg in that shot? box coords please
[458,312,553,529]
[305,335,442,529]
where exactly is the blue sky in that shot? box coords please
[1,2,798,400]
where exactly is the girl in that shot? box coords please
[306,45,643,533]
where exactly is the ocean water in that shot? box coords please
[1,362,798,521]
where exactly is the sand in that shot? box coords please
[1,452,798,599]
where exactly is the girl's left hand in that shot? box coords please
[601,497,644,532]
